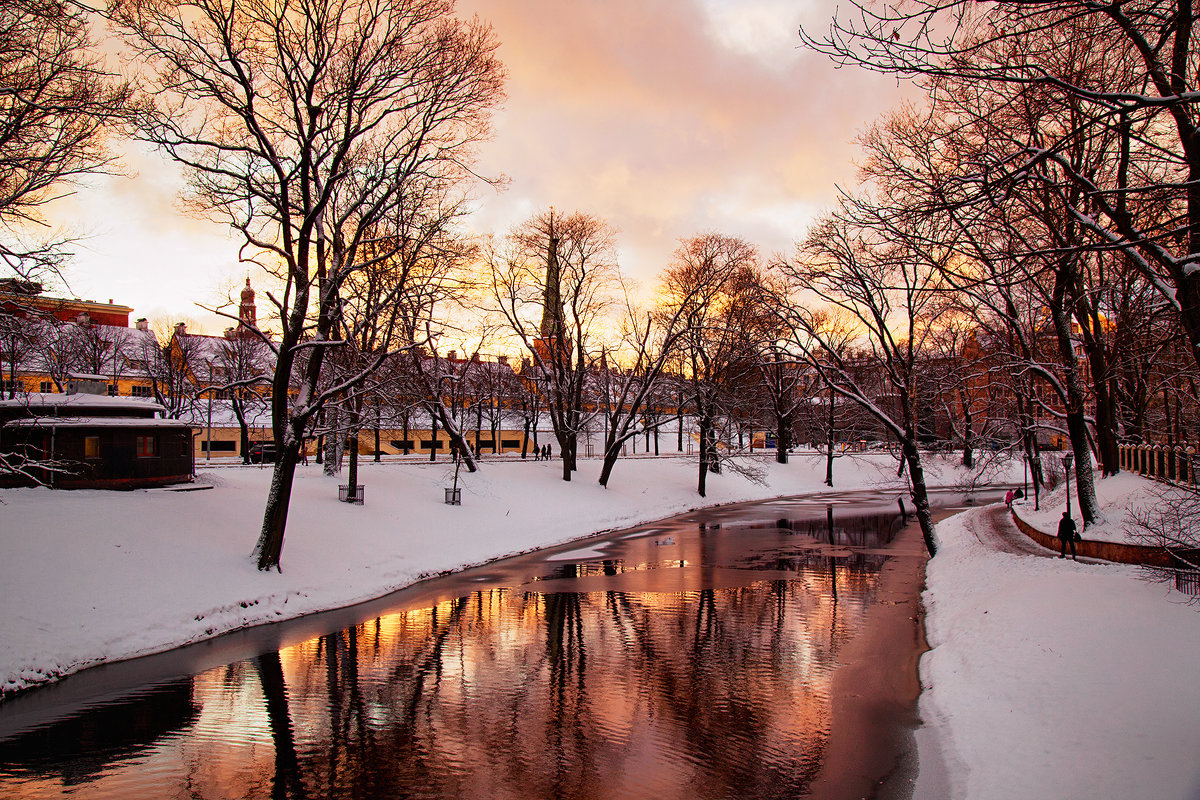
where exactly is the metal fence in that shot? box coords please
[1175,569,1200,596]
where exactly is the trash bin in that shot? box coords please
[444,487,461,505]
[339,484,365,504]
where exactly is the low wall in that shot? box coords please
[1009,510,1175,568]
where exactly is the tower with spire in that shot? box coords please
[534,235,564,363]
[238,277,257,333]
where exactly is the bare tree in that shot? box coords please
[113,0,504,570]
[489,209,618,481]
[659,234,766,497]
[591,276,713,487]
[801,0,1200,375]
[0,0,131,280]
[213,332,272,463]
[144,322,199,419]
[0,307,44,398]
[777,205,951,556]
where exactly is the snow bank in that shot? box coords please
[918,485,1200,799]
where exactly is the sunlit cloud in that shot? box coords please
[38,0,911,333]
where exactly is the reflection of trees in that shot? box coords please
[0,679,198,787]
[237,560,879,799]
[255,651,307,800]
[3,537,893,799]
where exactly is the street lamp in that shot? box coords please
[1023,451,1028,498]
[205,359,213,463]
[1062,451,1074,516]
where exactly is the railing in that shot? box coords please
[1113,445,1200,595]
[1175,569,1200,596]
[1118,443,1198,485]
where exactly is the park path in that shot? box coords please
[964,503,1060,558]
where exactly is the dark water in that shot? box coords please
[0,489,997,799]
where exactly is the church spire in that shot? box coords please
[539,234,562,340]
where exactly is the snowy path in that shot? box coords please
[966,504,1056,558]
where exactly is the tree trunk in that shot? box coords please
[677,393,684,452]
[347,429,360,501]
[560,433,574,482]
[776,410,789,464]
[323,404,341,476]
[599,437,620,487]
[429,406,438,462]
[902,440,937,557]
[253,433,304,571]
[1050,278,1100,525]
[233,398,251,465]
[960,390,975,469]
[825,385,835,487]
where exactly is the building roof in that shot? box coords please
[0,393,166,415]
[3,416,195,429]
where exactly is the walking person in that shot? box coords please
[1058,511,1078,560]
[544,443,551,460]
[1005,489,1015,507]
[532,444,539,461]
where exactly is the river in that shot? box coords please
[0,487,1000,799]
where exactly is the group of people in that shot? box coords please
[532,443,552,461]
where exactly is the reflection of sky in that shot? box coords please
[0,537,887,798]
[38,0,911,333]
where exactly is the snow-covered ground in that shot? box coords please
[917,473,1200,800]
[3,450,1197,798]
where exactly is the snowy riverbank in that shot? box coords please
[916,474,1200,800]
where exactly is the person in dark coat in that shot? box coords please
[1057,512,1078,560]
[544,443,551,460]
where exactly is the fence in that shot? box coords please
[1115,445,1200,595]
[1118,443,1198,485]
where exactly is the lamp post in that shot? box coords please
[1062,451,1074,517]
[437,374,463,504]
[1023,451,1028,498]
[205,360,212,463]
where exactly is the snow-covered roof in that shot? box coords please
[0,393,166,415]
[4,416,195,429]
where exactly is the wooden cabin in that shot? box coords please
[0,392,196,489]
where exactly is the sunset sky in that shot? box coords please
[47,0,911,334]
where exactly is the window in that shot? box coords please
[200,440,236,453]
[40,381,54,393]
[84,436,100,459]
[390,440,414,450]
[131,385,153,398]
[501,439,520,448]
[135,436,156,457]
[107,384,118,396]
[420,439,444,450]
[0,380,19,393]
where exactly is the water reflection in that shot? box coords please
[0,499,936,800]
